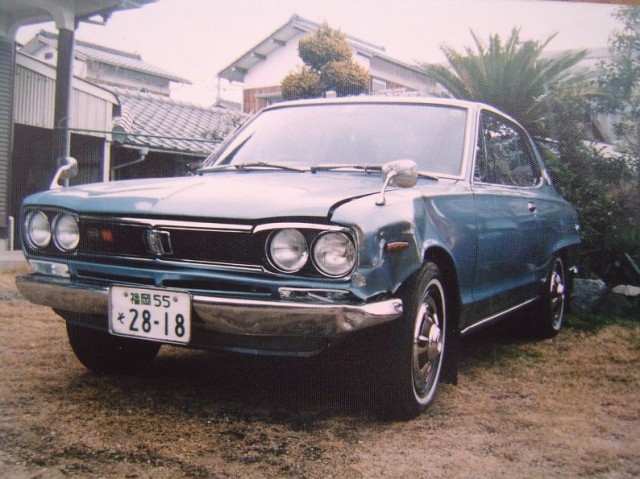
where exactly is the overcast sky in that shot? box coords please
[16,0,621,106]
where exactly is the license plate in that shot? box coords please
[109,286,191,344]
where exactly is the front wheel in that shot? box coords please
[66,323,160,375]
[382,262,448,419]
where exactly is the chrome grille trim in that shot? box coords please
[253,222,347,233]
[76,255,266,273]
[108,217,253,232]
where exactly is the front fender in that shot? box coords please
[332,187,476,303]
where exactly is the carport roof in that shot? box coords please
[1,0,156,35]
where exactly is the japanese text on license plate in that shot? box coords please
[109,286,191,344]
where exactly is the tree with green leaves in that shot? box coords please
[595,5,640,278]
[423,28,587,137]
[281,22,369,100]
[598,6,640,168]
[423,27,638,279]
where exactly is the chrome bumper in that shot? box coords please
[15,274,403,337]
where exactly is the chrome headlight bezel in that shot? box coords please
[52,213,80,252]
[267,228,309,273]
[312,231,357,278]
[25,210,52,249]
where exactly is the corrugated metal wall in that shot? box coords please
[13,65,54,128]
[14,63,113,134]
[0,37,15,243]
[8,57,115,248]
[71,89,112,133]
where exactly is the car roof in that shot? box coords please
[263,95,483,112]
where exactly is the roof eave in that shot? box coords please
[218,13,386,83]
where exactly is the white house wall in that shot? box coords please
[369,57,435,92]
[353,52,371,70]
[244,34,380,90]
[86,63,171,95]
[23,42,89,78]
[244,34,304,88]
[241,35,434,97]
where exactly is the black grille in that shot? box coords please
[78,219,263,267]
[80,220,148,256]
[162,228,262,264]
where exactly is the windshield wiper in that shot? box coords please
[310,164,382,174]
[201,162,306,173]
[310,164,439,180]
[236,162,306,172]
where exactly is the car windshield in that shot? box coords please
[203,103,468,177]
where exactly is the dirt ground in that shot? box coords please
[1,269,639,479]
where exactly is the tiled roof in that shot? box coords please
[111,88,246,156]
[37,31,190,84]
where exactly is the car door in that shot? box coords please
[470,110,544,323]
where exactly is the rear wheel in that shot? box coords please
[66,323,160,375]
[523,256,566,339]
[382,262,448,419]
[538,257,566,338]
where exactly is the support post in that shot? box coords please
[53,27,75,169]
[0,35,16,248]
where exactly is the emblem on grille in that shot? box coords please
[145,229,172,256]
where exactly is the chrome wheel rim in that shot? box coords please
[412,280,445,402]
[549,259,566,331]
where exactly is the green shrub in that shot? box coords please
[281,67,324,100]
[283,22,370,100]
[298,22,352,72]
[543,140,639,280]
[320,60,369,97]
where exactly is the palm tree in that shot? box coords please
[424,29,588,136]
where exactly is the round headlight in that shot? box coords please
[53,214,79,251]
[25,211,51,249]
[312,232,356,277]
[268,229,309,273]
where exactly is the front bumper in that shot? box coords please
[16,274,403,353]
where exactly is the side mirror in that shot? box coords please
[50,156,78,190]
[376,159,418,206]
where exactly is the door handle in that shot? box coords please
[527,202,537,213]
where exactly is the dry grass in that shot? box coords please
[0,271,638,478]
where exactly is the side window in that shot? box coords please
[475,112,540,187]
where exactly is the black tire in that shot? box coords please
[540,256,567,337]
[382,262,448,420]
[66,323,160,375]
[530,256,567,339]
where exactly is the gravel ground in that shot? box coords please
[1,269,639,478]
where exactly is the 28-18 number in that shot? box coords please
[128,309,186,338]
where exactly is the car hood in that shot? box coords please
[26,172,388,220]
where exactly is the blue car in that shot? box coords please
[17,97,580,419]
